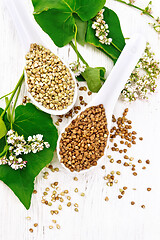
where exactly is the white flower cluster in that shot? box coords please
[92,9,112,45]
[69,61,86,77]
[0,130,50,170]
[121,43,160,101]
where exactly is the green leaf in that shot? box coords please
[0,103,58,209]
[76,66,106,83]
[95,67,106,81]
[86,7,125,63]
[34,9,75,47]
[81,67,102,92]
[0,109,9,154]
[74,14,87,46]
[0,116,7,140]
[32,0,106,47]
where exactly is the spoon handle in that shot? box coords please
[90,34,146,113]
[3,0,41,52]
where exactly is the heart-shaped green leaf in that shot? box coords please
[81,67,103,92]
[86,7,125,63]
[0,103,58,209]
[32,0,106,47]
[0,117,7,139]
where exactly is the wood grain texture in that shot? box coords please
[0,0,160,239]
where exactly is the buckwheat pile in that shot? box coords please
[25,43,75,111]
[59,104,109,172]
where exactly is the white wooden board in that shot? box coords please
[0,0,160,239]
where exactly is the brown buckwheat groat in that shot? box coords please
[59,104,109,172]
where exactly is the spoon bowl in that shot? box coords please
[24,57,78,116]
[57,34,146,173]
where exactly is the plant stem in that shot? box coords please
[10,80,23,128]
[5,97,11,122]
[154,24,160,29]
[114,0,154,19]
[74,24,79,64]
[111,42,122,52]
[1,72,24,119]
[0,91,13,100]
[69,41,89,67]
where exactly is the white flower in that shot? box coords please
[32,148,38,154]
[44,142,50,148]
[92,23,97,29]
[23,146,31,154]
[36,134,43,141]
[19,165,24,169]
[9,155,14,161]
[9,146,14,151]
[37,144,44,151]
[99,35,104,41]
[18,146,25,154]
[105,23,109,29]
[19,136,24,141]
[7,136,15,144]
[17,158,23,163]
[17,143,23,148]
[100,9,104,14]
[27,136,32,142]
[0,157,7,165]
[14,148,22,156]
[11,164,19,170]
[7,130,14,136]
[32,135,36,141]
[95,30,100,37]
[96,17,102,23]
